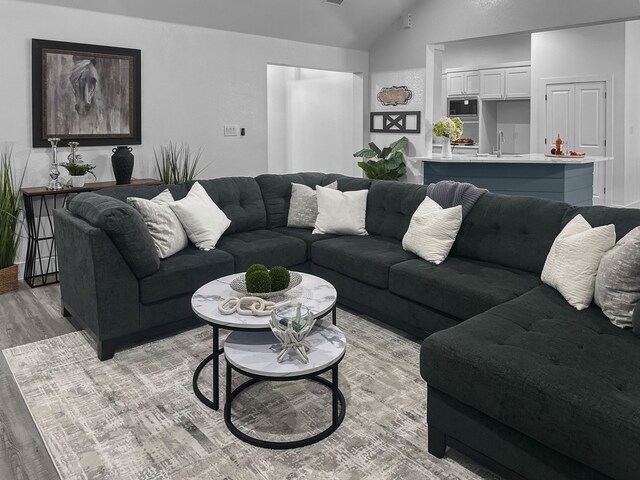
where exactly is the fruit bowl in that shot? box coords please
[230,271,303,299]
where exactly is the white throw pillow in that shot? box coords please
[313,186,368,236]
[541,214,616,310]
[127,189,188,259]
[287,181,338,228]
[402,196,462,264]
[169,182,231,250]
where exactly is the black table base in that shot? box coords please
[224,362,345,449]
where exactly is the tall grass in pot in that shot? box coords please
[0,146,26,294]
[154,142,204,185]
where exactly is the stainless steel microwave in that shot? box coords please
[448,97,478,119]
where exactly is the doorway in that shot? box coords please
[267,65,363,176]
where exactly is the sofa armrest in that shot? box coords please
[633,303,640,337]
[54,209,140,344]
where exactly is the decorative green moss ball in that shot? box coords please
[246,264,268,276]
[246,270,272,293]
[269,266,291,291]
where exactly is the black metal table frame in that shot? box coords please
[224,353,345,449]
[193,305,337,411]
[22,191,70,287]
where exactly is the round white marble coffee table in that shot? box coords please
[191,272,338,410]
[223,323,346,449]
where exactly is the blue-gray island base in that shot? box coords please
[424,161,594,206]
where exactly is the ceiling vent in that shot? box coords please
[323,0,345,6]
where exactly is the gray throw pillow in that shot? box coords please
[287,181,337,228]
[594,226,640,327]
[69,193,160,279]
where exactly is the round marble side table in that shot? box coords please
[223,323,347,449]
[191,272,338,410]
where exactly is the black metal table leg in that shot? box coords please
[332,306,337,325]
[332,364,339,426]
[193,325,223,410]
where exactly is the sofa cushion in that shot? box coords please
[311,235,416,289]
[139,245,235,304]
[216,230,307,272]
[272,227,338,259]
[421,285,640,480]
[255,173,371,229]
[564,204,640,241]
[390,258,540,320]
[68,192,160,278]
[452,193,569,274]
[365,181,428,241]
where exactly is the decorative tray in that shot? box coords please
[230,271,303,299]
[544,153,585,158]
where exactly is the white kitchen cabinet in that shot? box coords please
[505,67,531,98]
[447,70,479,96]
[480,66,531,100]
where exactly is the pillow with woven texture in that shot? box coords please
[402,196,462,264]
[594,226,640,327]
[541,214,615,310]
[127,189,188,259]
[287,181,337,228]
[313,186,368,236]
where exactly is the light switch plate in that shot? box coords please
[224,124,239,136]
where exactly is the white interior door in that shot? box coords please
[545,83,575,150]
[545,81,607,205]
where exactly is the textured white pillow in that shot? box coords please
[541,214,616,310]
[287,181,338,228]
[313,186,368,236]
[402,196,462,264]
[169,182,231,251]
[127,189,188,259]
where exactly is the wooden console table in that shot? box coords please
[21,179,162,288]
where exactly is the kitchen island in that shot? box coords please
[423,153,611,206]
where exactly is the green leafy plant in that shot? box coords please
[0,146,26,270]
[154,142,204,185]
[352,136,408,180]
[432,116,464,141]
[61,161,96,179]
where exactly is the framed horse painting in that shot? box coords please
[32,39,142,147]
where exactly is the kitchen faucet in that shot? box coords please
[496,130,504,158]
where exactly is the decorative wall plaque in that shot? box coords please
[377,86,413,106]
[370,111,421,134]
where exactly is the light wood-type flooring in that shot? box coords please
[0,282,72,480]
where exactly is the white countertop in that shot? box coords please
[421,153,611,164]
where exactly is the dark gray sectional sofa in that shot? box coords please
[53,172,640,480]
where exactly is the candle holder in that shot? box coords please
[269,304,316,363]
[67,141,83,164]
[46,137,63,190]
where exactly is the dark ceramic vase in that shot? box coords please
[111,146,134,184]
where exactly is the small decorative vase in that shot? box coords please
[71,175,86,188]
[269,304,316,363]
[111,146,134,184]
[441,137,453,159]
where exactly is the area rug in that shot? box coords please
[3,309,499,480]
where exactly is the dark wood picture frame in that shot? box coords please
[32,39,141,148]
[370,111,421,134]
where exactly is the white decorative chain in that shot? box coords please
[218,296,291,316]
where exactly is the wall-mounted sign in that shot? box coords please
[377,86,413,106]
[370,111,421,134]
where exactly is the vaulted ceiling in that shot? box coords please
[15,0,418,50]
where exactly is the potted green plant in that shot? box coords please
[352,136,409,180]
[0,146,26,294]
[154,142,204,185]
[432,116,464,159]
[61,161,96,187]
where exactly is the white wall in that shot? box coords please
[0,0,369,190]
[531,23,627,206]
[267,66,361,176]
[370,0,640,72]
[625,20,640,207]
[444,33,531,70]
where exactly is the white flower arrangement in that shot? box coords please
[432,116,464,141]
